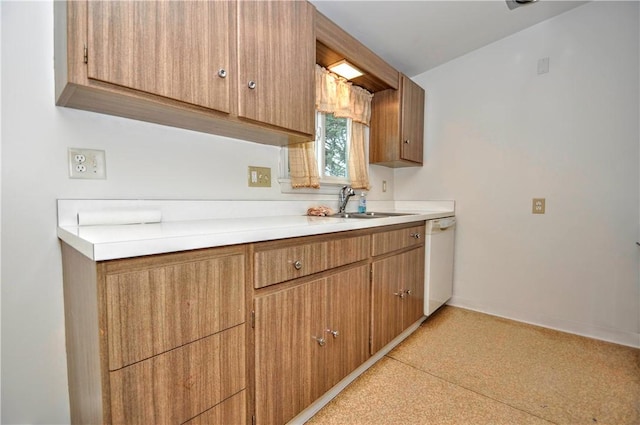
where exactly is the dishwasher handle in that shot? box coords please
[437,217,456,230]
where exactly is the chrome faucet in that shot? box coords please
[338,185,356,213]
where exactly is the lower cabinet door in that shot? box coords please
[253,265,371,425]
[324,265,370,388]
[402,246,426,329]
[371,255,405,354]
[371,247,425,354]
[254,279,325,425]
[109,325,245,425]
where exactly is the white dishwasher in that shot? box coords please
[424,217,456,316]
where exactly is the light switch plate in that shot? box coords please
[248,166,271,187]
[532,198,545,214]
[68,148,106,179]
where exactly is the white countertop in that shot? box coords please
[57,199,455,261]
[58,210,452,261]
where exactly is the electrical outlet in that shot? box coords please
[248,166,271,187]
[532,198,545,214]
[382,180,387,192]
[69,148,106,179]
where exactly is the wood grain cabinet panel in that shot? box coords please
[88,1,232,113]
[253,265,370,425]
[371,247,425,353]
[61,244,247,425]
[254,279,321,425]
[372,223,425,256]
[237,0,315,135]
[326,234,370,269]
[110,325,245,425]
[106,253,245,369]
[323,266,371,388]
[254,241,327,288]
[184,390,246,425]
[55,0,315,146]
[370,74,426,167]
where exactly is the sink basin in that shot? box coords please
[330,212,415,219]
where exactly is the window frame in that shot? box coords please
[279,111,358,194]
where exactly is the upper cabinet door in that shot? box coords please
[87,1,233,113]
[400,75,425,164]
[237,1,315,136]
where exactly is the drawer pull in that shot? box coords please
[410,232,421,239]
[248,80,257,90]
[217,68,227,78]
[327,329,340,338]
[293,260,302,270]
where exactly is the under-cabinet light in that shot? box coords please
[328,59,364,80]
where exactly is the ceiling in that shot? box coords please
[309,0,589,77]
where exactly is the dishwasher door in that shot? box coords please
[424,217,456,316]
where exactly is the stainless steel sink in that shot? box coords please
[330,212,415,219]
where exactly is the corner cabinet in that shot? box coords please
[61,244,248,425]
[370,74,426,167]
[54,0,314,146]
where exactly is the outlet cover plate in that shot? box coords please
[532,198,545,214]
[248,166,271,187]
[69,148,106,179]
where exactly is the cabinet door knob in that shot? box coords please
[293,260,302,270]
[404,139,410,144]
[314,337,326,347]
[327,329,339,338]
[410,232,421,239]
[394,291,406,299]
[405,289,412,296]
[217,69,227,78]
[248,80,257,89]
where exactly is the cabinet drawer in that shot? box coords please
[372,223,425,256]
[109,325,245,425]
[184,390,246,425]
[327,234,370,269]
[254,241,327,288]
[106,252,245,369]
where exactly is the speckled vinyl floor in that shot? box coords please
[306,306,640,425]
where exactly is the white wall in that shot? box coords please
[397,1,640,346]
[0,2,395,423]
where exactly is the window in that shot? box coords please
[279,111,357,193]
[316,112,350,183]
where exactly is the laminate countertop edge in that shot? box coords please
[57,211,454,261]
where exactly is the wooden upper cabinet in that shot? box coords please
[237,0,315,135]
[370,74,426,167]
[88,1,233,113]
[55,0,315,146]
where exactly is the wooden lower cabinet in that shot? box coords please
[62,222,428,425]
[110,326,245,425]
[61,243,247,425]
[253,265,370,425]
[371,243,425,354]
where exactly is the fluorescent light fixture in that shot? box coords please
[328,59,364,80]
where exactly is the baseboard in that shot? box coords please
[448,297,640,348]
